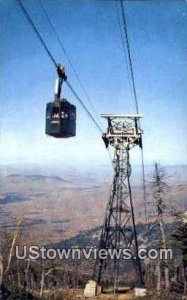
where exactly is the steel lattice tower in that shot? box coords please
[93,115,144,292]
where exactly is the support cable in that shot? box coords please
[118,0,148,224]
[17,0,114,168]
[16,0,57,68]
[16,0,102,134]
[38,1,114,168]
[66,80,103,134]
[119,0,139,114]
[115,0,134,109]
[38,0,102,127]
[141,150,148,224]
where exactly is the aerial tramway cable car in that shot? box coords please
[45,64,76,138]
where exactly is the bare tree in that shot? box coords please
[0,256,3,288]
[150,163,171,292]
[0,217,23,292]
[171,212,187,296]
[40,266,65,297]
[4,219,22,274]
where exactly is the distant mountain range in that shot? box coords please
[0,164,186,245]
[1,163,187,178]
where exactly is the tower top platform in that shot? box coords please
[101,114,142,119]
[101,114,143,149]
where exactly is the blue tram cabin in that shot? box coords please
[45,99,76,138]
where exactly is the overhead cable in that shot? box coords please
[16,0,58,67]
[17,0,103,135]
[38,0,102,127]
[119,0,139,114]
[66,80,103,134]
[118,0,148,223]
[17,0,115,168]
[115,1,134,108]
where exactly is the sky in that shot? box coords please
[1,0,187,168]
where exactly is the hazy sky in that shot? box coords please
[1,0,187,167]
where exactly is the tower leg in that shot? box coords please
[93,145,144,291]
